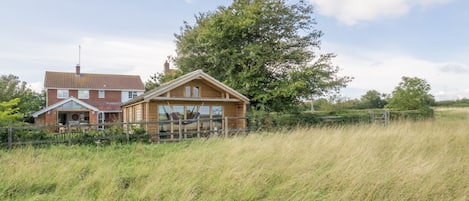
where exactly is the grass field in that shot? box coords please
[1,108,469,200]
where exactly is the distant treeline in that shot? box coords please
[434,99,469,107]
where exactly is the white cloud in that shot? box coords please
[308,0,452,25]
[0,36,176,90]
[322,42,469,100]
[79,36,176,83]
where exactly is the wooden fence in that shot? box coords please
[0,117,251,148]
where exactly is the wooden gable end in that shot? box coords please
[168,79,227,99]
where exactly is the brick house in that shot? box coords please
[32,65,144,128]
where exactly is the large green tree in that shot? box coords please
[386,76,435,110]
[0,74,45,119]
[174,0,351,111]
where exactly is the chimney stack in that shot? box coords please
[76,64,81,76]
[164,61,170,74]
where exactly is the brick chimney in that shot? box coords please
[76,64,81,76]
[163,59,176,75]
[164,61,170,74]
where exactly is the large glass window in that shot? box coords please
[57,89,69,99]
[159,105,170,121]
[78,90,89,99]
[199,106,210,119]
[186,105,198,119]
[159,105,171,132]
[58,100,86,110]
[172,106,184,120]
[212,106,223,130]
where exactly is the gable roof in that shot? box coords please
[44,71,144,90]
[122,70,249,106]
[32,97,100,118]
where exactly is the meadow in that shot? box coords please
[1,108,469,200]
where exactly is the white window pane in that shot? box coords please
[193,87,199,98]
[99,90,105,98]
[57,89,69,99]
[78,90,89,99]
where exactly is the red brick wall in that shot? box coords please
[48,89,122,106]
[88,90,121,102]
[44,109,58,125]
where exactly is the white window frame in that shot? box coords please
[78,90,89,99]
[185,86,200,98]
[128,91,138,99]
[57,89,69,99]
[98,90,105,99]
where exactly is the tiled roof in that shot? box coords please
[44,71,144,90]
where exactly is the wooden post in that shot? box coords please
[126,122,130,144]
[197,119,200,138]
[179,119,183,141]
[224,117,228,137]
[8,126,12,149]
[170,120,174,140]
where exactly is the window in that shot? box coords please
[184,86,200,98]
[78,90,89,99]
[57,89,69,99]
[98,90,105,98]
[128,91,138,99]
[193,86,199,98]
[184,86,191,97]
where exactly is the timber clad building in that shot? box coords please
[121,70,249,138]
[32,65,145,128]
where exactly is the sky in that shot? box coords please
[1,0,468,100]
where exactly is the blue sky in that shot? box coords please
[1,0,468,100]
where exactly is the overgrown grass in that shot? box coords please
[1,111,469,200]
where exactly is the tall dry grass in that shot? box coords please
[1,119,469,200]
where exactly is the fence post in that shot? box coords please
[126,122,130,144]
[8,126,12,149]
[224,117,228,137]
[197,119,201,138]
[179,119,182,141]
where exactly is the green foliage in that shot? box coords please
[0,74,45,119]
[386,76,435,110]
[390,108,434,121]
[175,0,351,112]
[434,98,469,107]
[360,90,388,109]
[0,98,22,126]
[144,71,184,92]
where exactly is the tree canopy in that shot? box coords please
[145,71,183,92]
[0,74,44,119]
[174,0,351,111]
[386,76,435,110]
[360,90,387,109]
[0,98,21,126]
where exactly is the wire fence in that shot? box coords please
[0,109,433,149]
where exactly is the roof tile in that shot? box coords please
[44,71,144,90]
